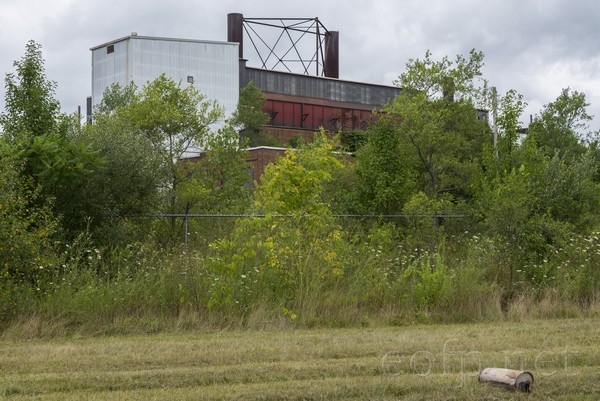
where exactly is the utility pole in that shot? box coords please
[492,87,498,157]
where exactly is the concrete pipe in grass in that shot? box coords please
[478,368,534,392]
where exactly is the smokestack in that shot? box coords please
[227,13,244,59]
[86,96,92,124]
[324,31,339,78]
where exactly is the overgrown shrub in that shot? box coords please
[0,154,58,322]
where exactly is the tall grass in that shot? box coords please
[3,219,599,338]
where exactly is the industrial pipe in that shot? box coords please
[478,368,534,392]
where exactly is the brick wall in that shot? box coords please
[262,127,323,145]
[246,147,287,184]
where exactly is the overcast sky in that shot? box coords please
[2,0,600,132]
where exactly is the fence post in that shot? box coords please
[184,213,189,246]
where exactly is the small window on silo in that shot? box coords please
[107,45,114,54]
[187,76,194,84]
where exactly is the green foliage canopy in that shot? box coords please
[0,40,61,142]
[229,81,273,146]
[526,87,590,161]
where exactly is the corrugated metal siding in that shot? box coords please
[91,37,239,118]
[91,40,128,108]
[241,63,401,107]
[265,100,374,131]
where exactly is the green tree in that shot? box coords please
[255,133,343,217]
[395,49,486,102]
[83,78,253,244]
[78,111,163,243]
[204,135,346,313]
[476,86,600,291]
[477,165,533,286]
[526,87,589,161]
[94,82,138,116]
[496,89,526,165]
[476,87,537,285]
[354,117,416,214]
[586,132,600,182]
[229,81,273,146]
[378,50,490,206]
[18,124,102,235]
[84,75,228,244]
[0,40,60,141]
[0,151,57,293]
[530,152,599,229]
[179,125,252,214]
[339,129,368,153]
[120,74,223,216]
[1,41,102,239]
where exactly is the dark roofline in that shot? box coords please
[244,65,400,92]
[242,62,401,107]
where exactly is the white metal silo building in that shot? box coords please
[90,34,239,121]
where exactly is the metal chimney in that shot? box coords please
[324,31,339,78]
[86,96,92,124]
[227,13,244,59]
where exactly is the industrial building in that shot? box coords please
[89,34,240,121]
[89,13,402,182]
[228,13,401,144]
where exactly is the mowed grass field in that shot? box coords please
[1,318,599,400]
